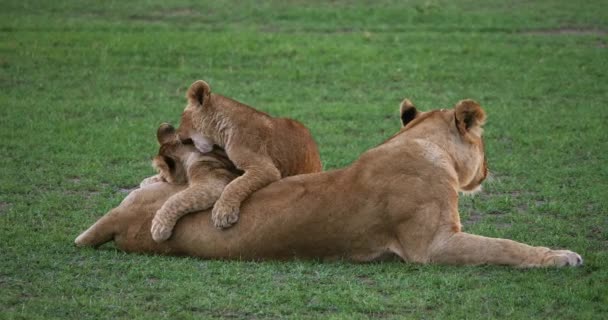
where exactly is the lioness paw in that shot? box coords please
[542,250,583,267]
[212,201,240,229]
[150,217,173,242]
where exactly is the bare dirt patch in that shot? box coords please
[462,211,484,226]
[461,211,512,230]
[129,8,199,22]
[118,186,138,194]
[68,177,81,184]
[520,28,607,36]
[587,225,606,241]
[0,201,10,215]
[357,275,376,286]
[259,25,367,34]
[64,190,101,200]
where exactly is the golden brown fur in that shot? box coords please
[142,123,241,242]
[177,80,322,228]
[75,99,582,267]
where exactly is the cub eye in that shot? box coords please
[181,138,193,145]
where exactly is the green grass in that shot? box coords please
[1,0,607,318]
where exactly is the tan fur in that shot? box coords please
[143,123,241,242]
[176,80,322,228]
[76,99,582,267]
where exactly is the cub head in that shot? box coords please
[176,80,215,153]
[152,123,198,185]
[398,98,488,193]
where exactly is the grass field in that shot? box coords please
[1,0,607,318]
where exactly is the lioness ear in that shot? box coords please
[399,99,418,127]
[187,80,211,107]
[157,123,176,145]
[454,99,486,136]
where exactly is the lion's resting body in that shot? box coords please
[76,101,582,267]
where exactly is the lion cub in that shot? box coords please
[176,80,322,228]
[142,123,242,242]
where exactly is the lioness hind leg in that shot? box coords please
[151,183,224,242]
[75,209,121,248]
[430,232,583,267]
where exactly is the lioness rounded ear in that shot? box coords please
[187,80,211,107]
[399,99,418,127]
[454,99,486,136]
[157,123,176,145]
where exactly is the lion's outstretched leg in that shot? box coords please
[429,232,583,267]
[151,182,225,242]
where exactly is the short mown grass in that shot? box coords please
[1,0,607,319]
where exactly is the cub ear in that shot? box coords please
[187,80,211,107]
[157,123,177,145]
[399,99,418,127]
[454,99,486,136]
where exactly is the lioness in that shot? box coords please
[177,80,322,228]
[141,123,241,242]
[76,99,582,267]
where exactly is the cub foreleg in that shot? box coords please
[211,159,281,229]
[139,174,165,188]
[151,182,225,242]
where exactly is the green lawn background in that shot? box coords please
[1,0,606,319]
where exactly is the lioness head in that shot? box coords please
[152,123,198,184]
[176,80,216,153]
[398,98,488,193]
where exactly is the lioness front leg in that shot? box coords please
[151,182,225,242]
[429,232,582,267]
[212,160,281,229]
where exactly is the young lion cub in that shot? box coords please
[176,80,323,228]
[143,123,242,242]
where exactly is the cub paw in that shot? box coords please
[140,175,164,188]
[150,217,174,242]
[542,250,583,267]
[211,201,240,229]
